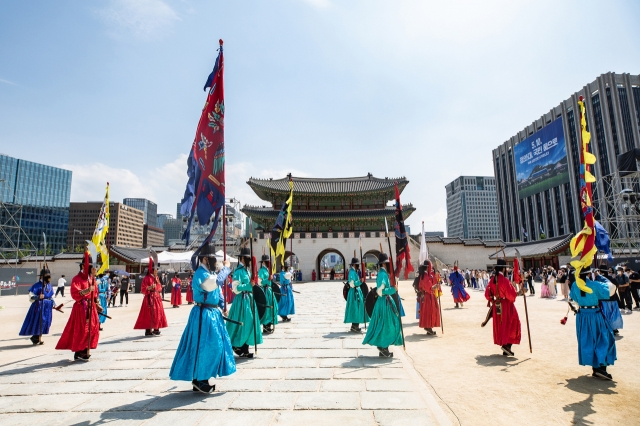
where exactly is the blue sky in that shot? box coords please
[1,0,639,233]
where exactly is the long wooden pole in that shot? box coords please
[516,253,532,353]
[249,230,257,355]
[359,239,367,330]
[380,241,405,350]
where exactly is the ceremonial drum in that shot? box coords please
[271,282,281,303]
[360,282,369,301]
[343,283,349,300]
[252,285,268,320]
[365,290,378,317]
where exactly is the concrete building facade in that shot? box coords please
[123,198,157,228]
[446,176,499,240]
[67,202,144,250]
[143,224,165,248]
[492,72,640,243]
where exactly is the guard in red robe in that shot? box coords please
[170,274,183,307]
[417,260,441,335]
[484,259,521,356]
[185,274,194,304]
[56,251,101,361]
[134,257,168,336]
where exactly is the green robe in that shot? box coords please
[258,266,279,326]
[344,267,369,324]
[226,264,263,347]
[362,268,403,348]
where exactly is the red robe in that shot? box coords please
[170,278,183,305]
[418,271,441,329]
[484,274,521,346]
[134,275,168,330]
[186,279,194,303]
[56,272,100,352]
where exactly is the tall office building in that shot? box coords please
[67,202,144,249]
[156,213,172,229]
[123,198,157,227]
[0,154,72,253]
[492,72,640,243]
[446,176,500,239]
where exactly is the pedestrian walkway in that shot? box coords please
[0,282,450,425]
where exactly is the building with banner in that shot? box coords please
[492,72,640,243]
[446,176,500,239]
[241,174,417,280]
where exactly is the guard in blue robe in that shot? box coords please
[226,247,263,357]
[344,257,369,332]
[450,267,470,308]
[362,254,403,357]
[278,263,295,322]
[20,267,55,345]
[258,255,278,334]
[170,244,235,393]
[97,274,110,326]
[570,271,617,380]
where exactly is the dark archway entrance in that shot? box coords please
[316,248,346,281]
[363,250,381,280]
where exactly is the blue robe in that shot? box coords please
[594,275,623,330]
[98,277,109,324]
[362,269,403,348]
[170,265,235,382]
[344,267,368,324]
[20,281,54,336]
[278,270,296,316]
[450,271,470,303]
[570,279,617,368]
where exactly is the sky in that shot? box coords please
[1,0,639,234]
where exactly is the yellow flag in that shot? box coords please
[269,179,294,274]
[92,183,110,274]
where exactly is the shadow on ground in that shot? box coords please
[562,376,618,425]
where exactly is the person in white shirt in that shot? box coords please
[55,275,66,297]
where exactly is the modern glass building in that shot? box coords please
[446,176,500,239]
[492,72,640,243]
[0,154,72,253]
[123,198,157,227]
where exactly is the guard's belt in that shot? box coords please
[580,306,599,309]
[195,303,217,309]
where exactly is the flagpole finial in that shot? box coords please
[219,39,223,46]
[578,95,583,101]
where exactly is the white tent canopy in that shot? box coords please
[215,250,237,263]
[140,250,238,264]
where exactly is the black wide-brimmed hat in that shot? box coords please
[199,243,217,258]
[40,267,51,277]
[493,258,507,270]
[350,257,360,265]
[419,260,430,271]
[377,253,390,265]
[261,254,270,262]
[238,247,251,259]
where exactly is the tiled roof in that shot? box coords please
[247,175,409,195]
[109,246,156,264]
[20,255,54,261]
[53,253,85,260]
[441,237,464,245]
[488,234,572,259]
[242,205,416,220]
[420,236,506,248]
[463,239,484,246]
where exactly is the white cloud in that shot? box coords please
[302,0,331,8]
[63,156,310,219]
[98,0,180,39]
[0,78,16,85]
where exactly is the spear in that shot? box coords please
[38,233,47,344]
[249,219,258,355]
[515,249,532,353]
[359,238,367,330]
[381,219,405,350]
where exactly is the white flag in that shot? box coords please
[419,221,428,265]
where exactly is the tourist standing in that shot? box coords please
[527,269,535,295]
[119,274,130,307]
[169,244,235,393]
[450,265,470,308]
[484,259,521,357]
[171,273,183,308]
[20,267,55,345]
[362,253,403,357]
[108,273,119,307]
[134,258,168,336]
[278,263,296,322]
[558,268,570,300]
[55,253,100,361]
[259,255,279,334]
[55,274,66,297]
[629,268,640,310]
[226,247,262,358]
[547,269,557,298]
[540,270,552,298]
[614,267,632,313]
[570,270,617,380]
[344,257,368,332]
[417,260,441,335]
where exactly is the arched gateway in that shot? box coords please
[242,175,416,281]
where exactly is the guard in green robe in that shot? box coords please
[362,253,403,357]
[259,255,278,334]
[226,248,263,358]
[344,257,369,332]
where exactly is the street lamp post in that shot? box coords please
[72,229,82,252]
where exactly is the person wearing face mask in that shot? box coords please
[614,267,633,314]
[170,243,234,394]
[20,266,58,345]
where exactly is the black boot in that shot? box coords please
[192,379,215,393]
[455,303,459,309]
[145,329,153,336]
[30,335,42,345]
[377,347,393,358]
[426,328,436,335]
[501,344,514,356]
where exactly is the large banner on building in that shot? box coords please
[513,117,569,199]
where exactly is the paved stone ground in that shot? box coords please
[0,282,450,425]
